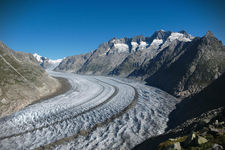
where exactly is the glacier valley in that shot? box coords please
[0,71,177,150]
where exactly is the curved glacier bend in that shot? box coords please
[0,72,177,150]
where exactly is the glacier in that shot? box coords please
[0,71,177,150]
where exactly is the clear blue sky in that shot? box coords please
[0,0,225,59]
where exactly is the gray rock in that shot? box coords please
[215,120,219,126]
[54,30,194,79]
[184,132,196,146]
[167,142,182,150]
[1,98,8,104]
[212,144,223,150]
[55,53,91,73]
[209,127,220,136]
[54,30,225,99]
[183,133,208,146]
[203,119,211,124]
[194,136,208,145]
[131,31,225,98]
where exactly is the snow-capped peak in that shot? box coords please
[33,53,46,63]
[100,30,194,56]
[33,53,63,70]
[113,43,129,53]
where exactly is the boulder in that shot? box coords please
[183,132,196,146]
[202,118,211,124]
[194,136,208,145]
[209,127,220,137]
[1,98,8,105]
[167,142,182,150]
[212,143,223,150]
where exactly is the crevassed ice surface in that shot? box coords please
[0,71,177,150]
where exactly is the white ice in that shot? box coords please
[33,53,45,63]
[138,41,148,50]
[150,39,163,48]
[0,71,177,150]
[113,43,129,53]
[169,32,191,42]
[131,42,139,51]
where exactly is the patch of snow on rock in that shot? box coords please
[169,32,191,42]
[131,42,139,51]
[33,53,46,63]
[139,41,148,50]
[114,43,129,53]
[150,39,163,48]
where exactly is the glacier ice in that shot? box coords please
[0,71,177,150]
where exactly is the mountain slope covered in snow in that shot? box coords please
[33,53,63,70]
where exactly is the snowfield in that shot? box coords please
[0,71,177,150]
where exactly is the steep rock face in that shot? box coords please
[0,41,61,117]
[167,72,225,129]
[130,31,225,97]
[54,30,225,98]
[55,52,93,73]
[110,30,194,77]
[133,72,225,150]
[55,30,193,76]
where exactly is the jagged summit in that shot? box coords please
[151,30,170,39]
[55,30,225,98]
[205,30,214,37]
[55,30,194,76]
[178,30,188,35]
[98,30,194,55]
[201,30,222,45]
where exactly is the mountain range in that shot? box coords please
[54,30,225,98]
[55,30,193,75]
[1,29,225,149]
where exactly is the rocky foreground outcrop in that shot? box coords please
[0,41,62,118]
[133,72,225,150]
[159,108,225,150]
[134,107,225,150]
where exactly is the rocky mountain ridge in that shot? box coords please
[130,31,225,97]
[55,30,225,98]
[55,30,194,76]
